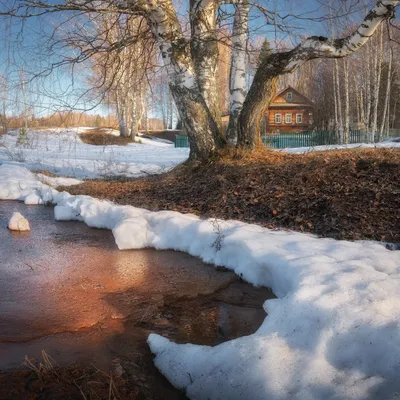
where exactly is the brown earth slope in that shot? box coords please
[61,148,400,244]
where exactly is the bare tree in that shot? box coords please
[0,75,8,134]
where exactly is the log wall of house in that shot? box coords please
[267,107,313,133]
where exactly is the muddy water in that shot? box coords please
[0,201,274,399]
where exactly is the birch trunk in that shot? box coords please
[144,0,218,159]
[371,26,384,142]
[1,81,7,134]
[379,40,392,139]
[332,60,339,132]
[334,60,343,142]
[227,0,249,144]
[365,43,372,136]
[130,96,138,141]
[343,58,350,144]
[189,0,223,144]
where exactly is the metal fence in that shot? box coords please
[175,130,396,149]
[261,130,395,149]
[175,135,189,148]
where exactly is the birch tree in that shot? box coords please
[227,0,249,144]
[0,75,8,134]
[380,33,393,138]
[1,0,399,159]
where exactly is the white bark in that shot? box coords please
[0,77,8,133]
[371,25,384,142]
[227,0,249,144]
[143,0,218,158]
[190,0,221,130]
[334,59,343,142]
[282,1,399,74]
[365,43,372,134]
[343,58,350,144]
[380,40,392,138]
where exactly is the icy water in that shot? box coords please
[0,201,274,398]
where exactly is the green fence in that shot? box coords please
[175,135,189,148]
[175,130,394,149]
[261,130,367,148]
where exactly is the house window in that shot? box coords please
[309,112,313,125]
[285,113,292,124]
[275,113,282,124]
[296,113,303,123]
[287,92,293,101]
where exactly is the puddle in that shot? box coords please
[0,201,274,399]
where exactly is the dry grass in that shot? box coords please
[0,351,133,400]
[61,148,400,244]
[31,169,59,177]
[79,128,135,146]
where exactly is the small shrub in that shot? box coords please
[17,126,30,147]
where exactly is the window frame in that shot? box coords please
[275,113,282,124]
[285,113,292,124]
[296,113,303,124]
[287,92,293,101]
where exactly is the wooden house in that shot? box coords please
[266,86,314,134]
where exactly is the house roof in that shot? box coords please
[270,86,314,107]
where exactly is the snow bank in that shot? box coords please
[36,174,82,188]
[1,164,400,399]
[280,140,400,154]
[0,128,188,179]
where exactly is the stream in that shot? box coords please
[0,201,274,399]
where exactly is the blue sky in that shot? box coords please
[0,0,389,117]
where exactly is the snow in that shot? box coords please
[8,211,30,231]
[279,140,400,154]
[0,128,188,179]
[1,163,400,399]
[36,174,82,188]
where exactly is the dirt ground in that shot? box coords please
[79,128,134,146]
[79,128,179,146]
[61,148,400,244]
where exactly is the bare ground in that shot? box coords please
[60,148,400,244]
[79,128,134,146]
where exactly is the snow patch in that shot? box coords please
[8,211,30,231]
[279,140,400,154]
[0,128,188,179]
[36,174,82,188]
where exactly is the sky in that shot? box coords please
[0,0,389,118]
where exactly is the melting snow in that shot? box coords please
[0,128,188,178]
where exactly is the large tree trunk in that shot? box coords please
[227,1,249,144]
[146,0,217,160]
[189,0,224,146]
